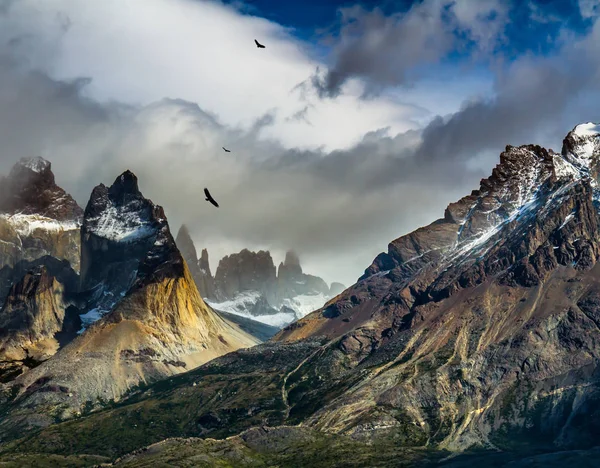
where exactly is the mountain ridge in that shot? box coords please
[2,123,600,464]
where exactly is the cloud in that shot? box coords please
[0,47,476,286]
[0,0,435,152]
[578,0,600,18]
[0,0,599,288]
[312,0,510,98]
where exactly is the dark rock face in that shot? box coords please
[80,170,180,315]
[329,282,346,296]
[214,249,277,301]
[206,248,338,324]
[0,157,82,273]
[0,264,79,382]
[175,225,216,299]
[0,256,78,308]
[275,250,329,302]
[0,157,82,221]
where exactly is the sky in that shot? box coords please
[0,0,599,286]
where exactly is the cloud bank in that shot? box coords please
[0,0,599,286]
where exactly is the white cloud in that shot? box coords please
[0,0,502,286]
[578,0,600,19]
[1,0,456,151]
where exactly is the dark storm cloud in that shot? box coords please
[414,18,600,163]
[313,0,511,98]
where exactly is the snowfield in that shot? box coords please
[207,291,330,329]
[2,213,79,236]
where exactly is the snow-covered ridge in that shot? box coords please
[574,122,600,138]
[1,213,79,236]
[281,293,329,318]
[207,290,330,329]
[18,156,51,173]
[87,204,155,242]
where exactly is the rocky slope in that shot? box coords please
[0,157,82,275]
[0,264,80,382]
[0,169,258,434]
[270,122,600,449]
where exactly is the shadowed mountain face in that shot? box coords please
[7,124,600,464]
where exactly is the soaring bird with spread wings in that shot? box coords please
[204,188,219,208]
[254,39,266,48]
[222,147,231,152]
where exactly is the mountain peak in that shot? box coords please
[560,121,600,181]
[14,156,52,175]
[0,157,82,222]
[284,250,301,268]
[107,170,141,202]
[176,224,198,264]
[572,121,600,138]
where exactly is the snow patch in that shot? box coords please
[19,156,50,173]
[574,122,600,137]
[281,293,329,319]
[2,213,79,236]
[553,154,580,179]
[559,213,575,230]
[78,308,103,332]
[88,205,155,242]
[208,290,331,328]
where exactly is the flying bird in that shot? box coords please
[222,147,231,152]
[204,188,219,208]
[254,39,266,49]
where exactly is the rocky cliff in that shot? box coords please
[269,122,600,450]
[203,248,344,328]
[0,157,82,275]
[0,265,80,382]
[0,158,82,382]
[175,225,216,299]
[214,249,277,301]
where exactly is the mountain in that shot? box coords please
[7,123,600,465]
[0,157,82,272]
[203,248,345,327]
[175,225,216,299]
[0,169,258,434]
[0,158,82,382]
[0,263,80,382]
[173,229,347,328]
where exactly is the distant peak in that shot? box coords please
[16,156,51,174]
[284,250,301,267]
[176,224,191,241]
[108,170,141,201]
[572,122,600,138]
[200,248,209,262]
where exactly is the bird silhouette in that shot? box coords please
[254,39,266,49]
[204,188,219,208]
[222,147,231,152]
